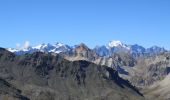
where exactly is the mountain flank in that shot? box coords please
[0,48,144,100]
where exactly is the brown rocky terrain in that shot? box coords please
[62,44,170,100]
[0,48,144,100]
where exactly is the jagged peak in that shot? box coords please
[148,45,165,50]
[75,43,89,49]
[108,40,123,47]
[107,40,128,48]
[54,42,65,47]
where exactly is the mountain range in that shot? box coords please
[0,48,143,100]
[2,40,170,100]
[7,40,167,57]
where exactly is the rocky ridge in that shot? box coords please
[0,48,144,100]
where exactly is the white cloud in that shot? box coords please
[15,41,31,49]
[23,41,30,49]
[16,43,21,49]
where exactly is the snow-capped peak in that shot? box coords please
[53,42,65,48]
[7,48,18,52]
[32,43,47,49]
[108,40,126,48]
[108,40,123,47]
[7,42,72,55]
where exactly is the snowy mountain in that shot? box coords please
[94,40,130,56]
[7,42,72,55]
[107,40,129,49]
[94,40,166,57]
[7,40,167,56]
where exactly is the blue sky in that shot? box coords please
[0,0,170,49]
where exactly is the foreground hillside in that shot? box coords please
[143,73,170,100]
[0,48,144,100]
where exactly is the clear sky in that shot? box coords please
[0,0,170,49]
